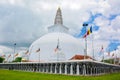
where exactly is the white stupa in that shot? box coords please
[29,8,84,62]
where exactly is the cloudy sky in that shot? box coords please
[0,0,120,60]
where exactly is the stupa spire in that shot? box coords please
[54,7,63,25]
[48,7,69,33]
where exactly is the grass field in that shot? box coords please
[0,69,120,80]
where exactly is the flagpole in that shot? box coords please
[25,50,29,62]
[111,55,112,64]
[39,51,40,62]
[55,38,60,61]
[114,49,116,64]
[91,26,94,60]
[114,54,115,64]
[57,38,59,61]
[7,56,9,63]
[103,52,104,62]
[101,45,104,62]
[83,23,88,60]
[85,37,87,59]
[110,53,112,64]
[27,50,29,61]
[118,50,120,65]
[108,50,112,64]
[57,51,58,61]
[13,43,16,61]
[28,46,33,62]
[7,55,11,63]
[36,48,40,62]
[116,54,117,64]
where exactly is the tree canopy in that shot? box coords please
[13,57,22,62]
[0,57,5,63]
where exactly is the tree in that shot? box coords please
[13,57,22,62]
[0,57,5,63]
[103,59,114,64]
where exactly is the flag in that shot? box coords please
[54,39,60,53]
[100,45,103,52]
[112,53,114,57]
[86,29,91,35]
[1,54,5,58]
[8,54,11,58]
[108,52,110,56]
[36,48,40,52]
[90,26,92,33]
[14,43,16,45]
[25,50,29,54]
[83,34,87,38]
[54,45,59,52]
[14,53,19,57]
[83,26,92,38]
[87,26,92,35]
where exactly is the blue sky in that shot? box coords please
[0,0,120,60]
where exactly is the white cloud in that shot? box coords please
[109,16,120,40]
[94,15,120,41]
[0,45,12,55]
[94,16,109,27]
[0,0,25,6]
[111,16,120,30]
[107,0,120,15]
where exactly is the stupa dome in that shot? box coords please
[29,32,84,62]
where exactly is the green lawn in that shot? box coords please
[0,69,120,80]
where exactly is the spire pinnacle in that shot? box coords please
[54,7,63,25]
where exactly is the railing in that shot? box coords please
[0,60,120,76]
